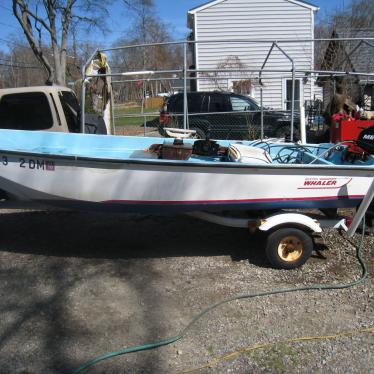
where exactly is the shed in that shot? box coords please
[188,0,319,110]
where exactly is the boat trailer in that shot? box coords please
[188,179,374,269]
[0,179,373,270]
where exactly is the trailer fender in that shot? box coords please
[259,213,322,233]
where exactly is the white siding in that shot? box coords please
[192,0,315,108]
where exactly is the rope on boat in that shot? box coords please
[71,218,368,374]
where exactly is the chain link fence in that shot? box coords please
[111,75,303,140]
[83,38,374,140]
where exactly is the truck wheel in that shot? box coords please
[265,228,313,269]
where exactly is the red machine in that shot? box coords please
[329,117,374,218]
[330,117,374,143]
[330,116,374,159]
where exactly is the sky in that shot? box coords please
[0,0,349,53]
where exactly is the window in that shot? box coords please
[363,86,374,111]
[209,94,227,112]
[200,94,209,113]
[168,95,183,113]
[0,92,53,130]
[59,91,80,133]
[285,79,301,111]
[230,96,258,112]
[188,94,203,113]
[232,79,253,95]
[169,94,204,114]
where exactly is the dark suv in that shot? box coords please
[159,92,300,140]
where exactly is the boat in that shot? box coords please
[0,128,373,213]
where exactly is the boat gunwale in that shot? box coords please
[1,148,374,172]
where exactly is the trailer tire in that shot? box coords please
[265,228,313,269]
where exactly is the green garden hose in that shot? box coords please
[72,219,368,374]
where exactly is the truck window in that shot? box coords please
[169,95,183,113]
[230,96,259,112]
[230,96,250,111]
[0,92,53,130]
[209,94,228,112]
[59,91,80,133]
[188,94,203,113]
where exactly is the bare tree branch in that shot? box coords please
[13,0,54,84]
[16,0,54,34]
[11,0,110,85]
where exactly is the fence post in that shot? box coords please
[300,103,306,144]
[81,81,86,133]
[291,65,295,142]
[183,42,188,130]
[260,87,264,140]
[111,91,116,135]
[142,80,146,137]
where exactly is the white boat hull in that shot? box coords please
[0,151,372,213]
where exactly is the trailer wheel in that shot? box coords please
[265,228,313,269]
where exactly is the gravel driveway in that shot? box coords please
[0,209,373,374]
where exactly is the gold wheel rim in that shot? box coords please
[277,235,304,262]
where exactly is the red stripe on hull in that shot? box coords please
[103,195,365,206]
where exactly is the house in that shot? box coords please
[187,0,319,110]
[319,28,374,111]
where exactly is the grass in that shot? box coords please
[247,343,304,372]
[114,106,159,127]
[207,345,215,356]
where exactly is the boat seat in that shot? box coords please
[165,128,196,138]
[228,144,272,164]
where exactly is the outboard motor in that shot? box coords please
[357,125,374,155]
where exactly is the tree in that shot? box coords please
[315,0,374,111]
[0,40,48,88]
[12,0,107,85]
[111,1,183,101]
[204,56,257,94]
[315,0,374,70]
[331,0,374,30]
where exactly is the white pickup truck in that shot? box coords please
[0,85,109,135]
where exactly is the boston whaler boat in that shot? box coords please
[0,126,373,269]
[0,127,372,213]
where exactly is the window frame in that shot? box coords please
[283,78,303,111]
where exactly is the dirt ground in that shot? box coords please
[0,209,373,374]
[115,125,159,137]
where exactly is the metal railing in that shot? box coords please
[81,37,374,141]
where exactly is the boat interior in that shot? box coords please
[0,129,373,167]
